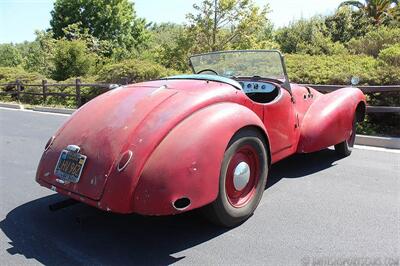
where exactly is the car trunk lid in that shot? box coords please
[40,85,178,200]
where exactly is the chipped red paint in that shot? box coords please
[36,78,365,215]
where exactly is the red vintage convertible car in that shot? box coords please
[36,50,366,226]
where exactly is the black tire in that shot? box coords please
[203,128,268,227]
[335,115,356,157]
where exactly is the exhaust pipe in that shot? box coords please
[172,197,191,211]
[49,198,79,211]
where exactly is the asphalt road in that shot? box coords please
[0,107,399,266]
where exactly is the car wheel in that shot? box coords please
[203,128,268,227]
[335,115,356,157]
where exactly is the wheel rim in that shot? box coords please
[225,144,260,208]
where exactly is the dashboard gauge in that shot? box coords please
[240,81,275,93]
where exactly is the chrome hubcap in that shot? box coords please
[233,162,250,191]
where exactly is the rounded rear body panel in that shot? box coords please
[36,79,265,213]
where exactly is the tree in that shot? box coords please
[325,6,373,43]
[49,0,149,51]
[186,0,272,52]
[339,0,399,25]
[144,23,193,71]
[23,31,56,76]
[0,44,23,67]
[155,28,195,72]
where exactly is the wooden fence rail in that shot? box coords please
[0,79,399,113]
[0,79,118,107]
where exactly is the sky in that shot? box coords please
[0,0,344,44]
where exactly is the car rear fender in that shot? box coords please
[297,87,366,153]
[133,102,269,215]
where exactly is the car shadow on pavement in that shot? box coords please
[0,149,339,265]
[0,194,229,265]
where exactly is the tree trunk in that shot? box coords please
[212,0,218,51]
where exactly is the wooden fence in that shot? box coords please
[0,79,399,113]
[0,79,118,107]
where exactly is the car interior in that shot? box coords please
[192,69,281,104]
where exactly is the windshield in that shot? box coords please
[189,50,287,81]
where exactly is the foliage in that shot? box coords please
[339,0,399,25]
[347,26,400,56]
[186,0,272,52]
[378,43,400,66]
[96,59,178,84]
[42,76,100,107]
[22,31,57,76]
[274,17,348,55]
[0,44,23,67]
[325,6,373,43]
[0,67,48,106]
[49,0,149,51]
[0,67,45,84]
[51,39,95,81]
[147,0,277,71]
[153,29,195,72]
[143,23,188,69]
[286,54,380,84]
[0,68,99,108]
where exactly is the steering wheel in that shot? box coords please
[197,69,219,75]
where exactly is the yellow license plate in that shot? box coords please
[54,149,87,183]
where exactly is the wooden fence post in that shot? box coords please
[42,79,47,103]
[75,78,81,108]
[15,79,21,101]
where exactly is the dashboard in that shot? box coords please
[238,81,276,93]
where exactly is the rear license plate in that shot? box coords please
[54,149,87,183]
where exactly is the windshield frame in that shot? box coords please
[189,50,291,93]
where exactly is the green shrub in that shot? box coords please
[0,67,50,105]
[347,27,400,57]
[285,54,379,85]
[52,39,94,81]
[0,67,45,84]
[97,58,178,84]
[378,44,400,67]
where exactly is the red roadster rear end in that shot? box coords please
[36,50,366,227]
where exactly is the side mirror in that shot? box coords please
[351,76,360,86]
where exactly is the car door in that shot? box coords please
[263,87,298,163]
